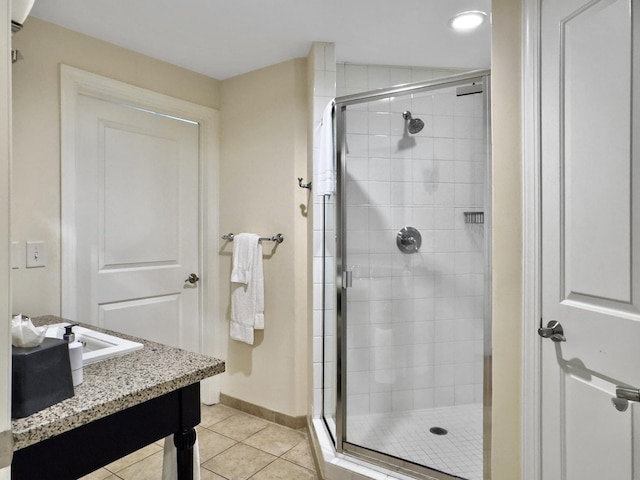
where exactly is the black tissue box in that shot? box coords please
[12,338,74,418]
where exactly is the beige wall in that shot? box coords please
[218,59,309,417]
[491,0,522,478]
[12,17,312,420]
[11,18,221,316]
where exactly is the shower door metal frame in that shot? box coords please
[333,70,492,480]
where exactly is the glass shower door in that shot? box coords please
[337,76,490,480]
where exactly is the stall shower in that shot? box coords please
[320,71,491,480]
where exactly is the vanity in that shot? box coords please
[10,316,225,480]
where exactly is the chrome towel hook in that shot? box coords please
[298,177,312,190]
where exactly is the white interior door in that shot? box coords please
[72,94,201,352]
[540,0,640,478]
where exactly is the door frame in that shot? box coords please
[522,0,543,479]
[1,0,13,475]
[60,65,221,400]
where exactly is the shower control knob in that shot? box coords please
[396,227,422,254]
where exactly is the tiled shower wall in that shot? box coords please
[311,58,487,422]
[310,43,336,421]
[342,84,486,416]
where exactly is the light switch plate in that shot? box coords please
[26,241,46,268]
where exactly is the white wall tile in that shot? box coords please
[369,112,391,135]
[434,321,456,343]
[413,298,434,321]
[346,134,369,158]
[413,343,434,367]
[323,43,336,71]
[391,390,413,412]
[435,364,455,387]
[413,389,435,409]
[314,362,323,389]
[435,183,455,206]
[455,116,474,139]
[412,183,435,206]
[369,135,391,158]
[389,95,412,114]
[368,182,391,206]
[390,181,412,205]
[434,387,455,407]
[370,392,392,413]
[433,92,455,115]
[436,160,456,184]
[369,157,391,182]
[434,138,455,160]
[369,206,392,230]
[347,394,370,416]
[412,137,434,160]
[434,115,455,138]
[370,277,393,300]
[391,138,414,160]
[368,98,391,113]
[369,230,393,254]
[344,64,368,89]
[365,299,389,325]
[347,110,369,134]
[336,62,345,88]
[348,371,371,395]
[368,66,391,89]
[454,384,475,405]
[369,254,392,278]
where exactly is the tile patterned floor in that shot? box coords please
[346,403,483,480]
[80,404,318,480]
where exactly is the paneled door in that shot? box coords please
[540,0,640,477]
[69,93,201,352]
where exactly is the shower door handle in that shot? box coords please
[343,270,353,288]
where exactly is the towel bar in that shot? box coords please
[222,233,284,244]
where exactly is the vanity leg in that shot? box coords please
[174,428,197,480]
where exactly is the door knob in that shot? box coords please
[185,273,200,285]
[538,320,566,342]
[612,386,640,412]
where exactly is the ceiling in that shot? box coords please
[29,0,491,80]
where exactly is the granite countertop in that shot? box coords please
[12,315,226,451]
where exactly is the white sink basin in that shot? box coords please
[45,323,143,366]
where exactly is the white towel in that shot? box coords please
[230,233,264,345]
[161,435,200,480]
[231,233,258,284]
[315,99,336,196]
[253,244,265,331]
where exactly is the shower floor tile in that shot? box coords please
[346,403,482,480]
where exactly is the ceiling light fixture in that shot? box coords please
[450,10,487,32]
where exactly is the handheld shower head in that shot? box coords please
[402,111,424,134]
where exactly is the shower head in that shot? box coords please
[402,111,424,134]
